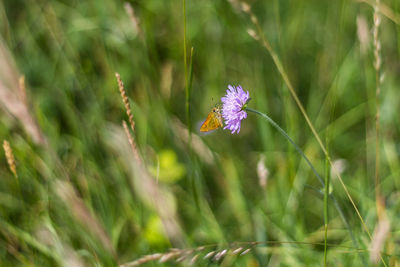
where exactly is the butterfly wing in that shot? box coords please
[200,109,223,132]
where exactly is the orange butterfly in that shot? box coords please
[200,106,223,132]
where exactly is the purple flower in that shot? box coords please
[221,85,250,134]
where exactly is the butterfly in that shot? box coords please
[200,105,223,132]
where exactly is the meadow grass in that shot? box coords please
[0,0,400,266]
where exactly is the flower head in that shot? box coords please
[221,85,250,134]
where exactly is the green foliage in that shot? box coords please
[0,0,399,266]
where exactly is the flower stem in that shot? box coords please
[246,107,324,186]
[246,107,365,263]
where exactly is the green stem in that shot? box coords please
[248,12,376,261]
[183,0,200,211]
[183,0,187,88]
[186,47,194,149]
[246,107,324,186]
[246,107,362,261]
[324,154,330,266]
[0,220,62,264]
[183,0,194,152]
[183,0,188,130]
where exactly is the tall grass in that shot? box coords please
[0,0,399,266]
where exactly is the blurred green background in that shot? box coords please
[0,0,399,266]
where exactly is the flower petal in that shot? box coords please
[220,85,250,134]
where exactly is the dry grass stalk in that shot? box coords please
[3,140,17,178]
[373,3,382,72]
[196,246,205,251]
[119,245,255,266]
[190,254,199,264]
[240,2,251,14]
[116,72,135,132]
[124,2,143,38]
[18,75,27,106]
[247,28,259,40]
[370,216,390,264]
[54,181,116,257]
[124,240,363,266]
[122,120,141,162]
[176,254,188,262]
[120,253,162,267]
[113,73,185,247]
[0,40,46,145]
[214,249,227,261]
[373,0,385,220]
[371,3,389,266]
[203,251,216,259]
[227,0,241,12]
[159,251,181,263]
[356,15,370,55]
[355,0,400,25]
[330,159,347,179]
[232,247,243,255]
[257,155,269,189]
[240,248,251,256]
[116,73,141,162]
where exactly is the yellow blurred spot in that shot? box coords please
[149,149,185,183]
[144,215,169,246]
